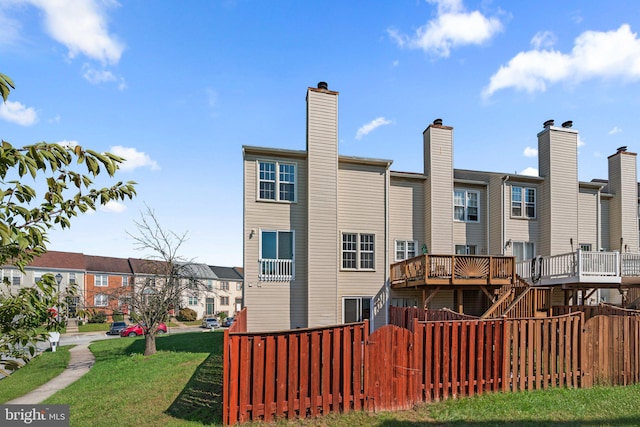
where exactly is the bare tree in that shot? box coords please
[125,207,214,356]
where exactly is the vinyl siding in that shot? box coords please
[427,290,454,310]
[338,162,387,329]
[578,188,599,250]
[243,152,308,331]
[453,185,486,253]
[608,152,639,253]
[503,183,540,257]
[539,127,579,255]
[424,126,453,253]
[307,89,339,328]
[389,176,425,260]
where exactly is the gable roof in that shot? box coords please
[27,251,86,270]
[210,265,243,280]
[84,255,132,274]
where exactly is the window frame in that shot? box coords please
[94,274,108,287]
[341,232,376,271]
[453,189,480,223]
[94,294,108,307]
[188,296,198,306]
[511,186,536,219]
[395,240,418,261]
[512,241,535,262]
[257,160,297,203]
[220,296,229,306]
[455,244,477,255]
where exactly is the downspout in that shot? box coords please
[486,182,490,255]
[384,163,390,327]
[502,175,510,255]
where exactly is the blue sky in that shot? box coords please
[2,0,640,267]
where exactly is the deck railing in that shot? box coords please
[259,259,294,282]
[390,254,515,285]
[516,250,620,285]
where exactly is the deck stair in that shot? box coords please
[498,286,552,318]
[481,276,530,319]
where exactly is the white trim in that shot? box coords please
[340,232,376,271]
[256,159,298,203]
[453,189,480,223]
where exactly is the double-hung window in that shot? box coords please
[258,160,296,202]
[95,274,108,287]
[512,186,536,219]
[260,230,294,281]
[342,233,375,270]
[454,190,479,222]
[188,296,198,305]
[395,240,417,261]
[512,242,535,262]
[94,294,108,307]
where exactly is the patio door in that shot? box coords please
[205,298,215,316]
[343,296,372,326]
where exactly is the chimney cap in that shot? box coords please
[617,146,628,152]
[317,81,328,90]
[543,119,554,128]
[433,118,443,126]
[562,120,573,128]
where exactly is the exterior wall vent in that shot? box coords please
[543,119,554,128]
[317,81,328,90]
[562,120,573,128]
[433,118,443,126]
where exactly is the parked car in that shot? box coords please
[222,317,234,327]
[201,318,220,329]
[107,321,127,335]
[120,322,167,337]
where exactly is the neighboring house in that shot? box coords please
[84,255,134,319]
[1,251,242,321]
[209,265,244,317]
[243,81,640,332]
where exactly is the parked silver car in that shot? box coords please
[201,318,220,329]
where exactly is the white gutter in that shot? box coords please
[502,176,510,255]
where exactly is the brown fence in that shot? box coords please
[223,321,368,425]
[389,306,478,331]
[553,303,640,320]
[224,308,640,424]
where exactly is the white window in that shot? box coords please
[512,242,535,262]
[95,274,108,287]
[454,190,479,222]
[220,281,229,291]
[188,296,198,305]
[34,273,42,284]
[236,282,242,291]
[260,230,294,281]
[69,273,76,285]
[455,245,477,255]
[207,280,213,290]
[343,297,372,325]
[395,240,417,261]
[580,244,592,252]
[3,269,21,286]
[94,294,108,307]
[122,276,129,287]
[512,186,536,219]
[220,296,229,305]
[342,233,375,270]
[258,160,296,202]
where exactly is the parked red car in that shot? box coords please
[120,322,167,337]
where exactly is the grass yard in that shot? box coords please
[0,346,72,403]
[78,323,110,332]
[5,329,640,426]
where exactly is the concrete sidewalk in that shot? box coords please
[7,343,95,404]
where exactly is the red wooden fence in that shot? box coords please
[223,321,368,425]
[223,309,614,424]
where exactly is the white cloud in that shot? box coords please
[356,117,392,140]
[82,65,116,84]
[25,0,124,65]
[530,31,556,49]
[388,0,503,57]
[577,135,585,148]
[100,200,127,213]
[0,100,38,126]
[48,114,61,124]
[56,139,79,149]
[392,60,400,67]
[484,24,640,97]
[523,146,537,157]
[609,126,622,135]
[519,167,538,176]
[109,146,160,171]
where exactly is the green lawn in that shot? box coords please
[5,331,640,426]
[0,346,72,403]
[78,323,110,332]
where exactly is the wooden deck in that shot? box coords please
[390,254,516,288]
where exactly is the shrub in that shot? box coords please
[112,310,124,322]
[88,311,107,324]
[177,307,197,322]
